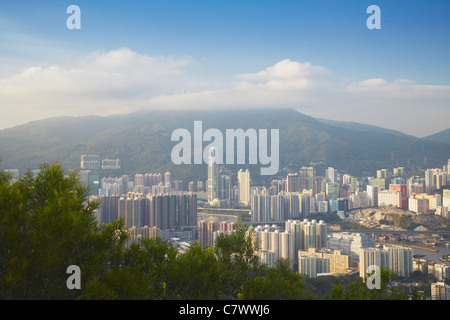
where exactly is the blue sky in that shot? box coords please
[0,0,449,136]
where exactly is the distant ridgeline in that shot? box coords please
[1,109,450,184]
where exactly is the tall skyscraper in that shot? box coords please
[119,192,147,228]
[220,175,232,206]
[251,188,271,222]
[286,173,300,193]
[254,225,295,269]
[366,185,380,207]
[238,169,251,206]
[299,166,316,194]
[97,194,120,224]
[164,171,172,185]
[285,219,327,265]
[134,173,145,186]
[207,147,220,203]
[325,167,337,183]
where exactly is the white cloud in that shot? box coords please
[235,59,331,91]
[0,49,449,137]
[346,77,450,99]
[0,48,194,128]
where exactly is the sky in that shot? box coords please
[0,0,449,137]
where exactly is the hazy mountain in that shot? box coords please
[1,109,449,184]
[423,128,450,145]
[316,118,415,138]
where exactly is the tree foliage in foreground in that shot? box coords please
[0,163,412,300]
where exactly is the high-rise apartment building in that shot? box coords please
[80,155,100,170]
[101,158,121,170]
[410,193,442,211]
[393,167,405,177]
[270,193,286,221]
[298,248,353,274]
[251,188,271,223]
[434,263,450,281]
[326,182,339,200]
[285,219,327,265]
[238,169,250,206]
[389,184,408,209]
[359,247,390,279]
[443,189,450,209]
[425,168,448,193]
[119,192,147,228]
[328,232,375,257]
[431,281,450,300]
[286,173,300,193]
[359,245,413,279]
[299,166,316,195]
[251,189,302,223]
[407,176,425,197]
[207,147,220,203]
[377,169,389,179]
[378,190,401,207]
[134,173,145,187]
[325,167,338,183]
[386,245,413,277]
[96,194,120,224]
[146,192,197,230]
[408,197,429,214]
[220,175,232,205]
[253,225,295,269]
[164,171,172,185]
[298,255,330,278]
[198,220,219,248]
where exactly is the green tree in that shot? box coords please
[164,242,223,299]
[0,162,130,299]
[325,268,409,300]
[214,223,307,300]
[214,223,265,299]
[0,161,419,301]
[241,259,306,300]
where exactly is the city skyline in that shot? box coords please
[1,2,450,301]
[0,1,449,137]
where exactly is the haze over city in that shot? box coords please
[2,1,450,305]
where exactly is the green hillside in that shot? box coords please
[1,109,449,185]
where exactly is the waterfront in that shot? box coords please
[412,246,450,262]
[197,212,238,224]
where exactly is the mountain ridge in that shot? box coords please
[1,109,449,184]
[423,128,450,145]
